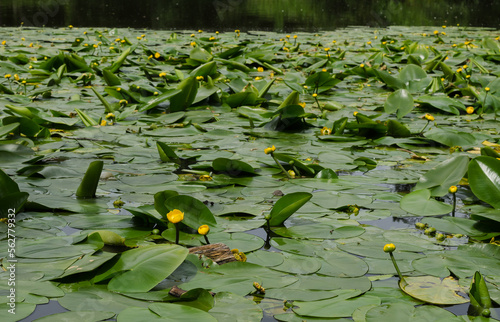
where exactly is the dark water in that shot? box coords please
[0,0,499,31]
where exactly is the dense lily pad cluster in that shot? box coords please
[0,25,500,321]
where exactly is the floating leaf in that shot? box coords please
[93,244,188,292]
[365,302,462,321]
[400,189,453,216]
[399,276,469,305]
[293,291,380,318]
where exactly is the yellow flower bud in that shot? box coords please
[485,87,490,92]
[449,186,457,194]
[167,209,184,224]
[466,106,474,114]
[383,243,396,253]
[198,225,210,235]
[264,145,276,154]
[424,113,434,121]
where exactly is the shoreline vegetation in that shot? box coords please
[0,25,499,321]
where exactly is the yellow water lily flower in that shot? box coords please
[199,175,212,181]
[167,209,184,224]
[320,127,332,135]
[424,113,434,121]
[466,106,474,114]
[449,186,457,194]
[264,145,276,154]
[198,225,210,235]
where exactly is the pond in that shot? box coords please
[0,0,500,31]
[0,19,500,322]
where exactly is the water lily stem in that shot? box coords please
[390,252,404,282]
[175,223,180,245]
[204,235,210,244]
[419,120,430,135]
[313,96,322,112]
[452,193,456,217]
[271,153,292,179]
[292,165,301,177]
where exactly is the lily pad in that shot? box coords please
[399,276,469,305]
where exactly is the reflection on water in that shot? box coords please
[0,0,499,31]
[359,216,418,230]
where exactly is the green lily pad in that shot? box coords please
[365,302,463,321]
[92,244,189,292]
[293,291,380,318]
[399,276,469,305]
[400,189,453,216]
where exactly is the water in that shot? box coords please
[0,0,499,31]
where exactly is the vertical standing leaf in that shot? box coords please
[154,190,179,216]
[384,89,414,118]
[170,77,198,112]
[268,192,313,226]
[156,142,180,164]
[0,169,29,218]
[165,195,217,229]
[415,156,469,197]
[76,161,104,198]
[75,108,98,126]
[468,156,500,208]
[102,68,122,86]
[110,47,132,73]
[468,271,492,316]
[91,87,114,113]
